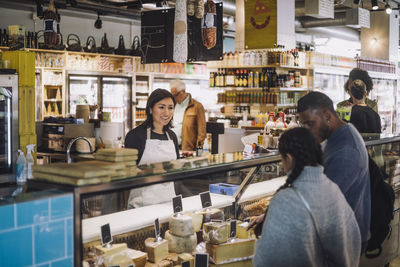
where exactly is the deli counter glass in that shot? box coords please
[27,136,400,266]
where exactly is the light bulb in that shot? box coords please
[385,3,392,14]
[372,0,379,10]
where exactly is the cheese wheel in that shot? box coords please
[203,221,229,244]
[170,214,194,237]
[145,238,169,263]
[125,249,148,267]
[184,212,203,232]
[165,230,197,254]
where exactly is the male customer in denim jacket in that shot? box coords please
[297,92,371,251]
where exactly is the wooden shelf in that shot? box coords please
[208,64,308,70]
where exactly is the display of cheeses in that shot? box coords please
[203,221,229,244]
[95,243,148,267]
[165,230,197,254]
[206,239,256,264]
[145,238,169,263]
[169,214,195,237]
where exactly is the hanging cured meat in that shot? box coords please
[173,0,188,63]
[201,0,217,50]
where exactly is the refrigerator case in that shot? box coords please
[0,74,18,184]
[68,75,132,132]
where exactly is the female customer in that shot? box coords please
[125,89,179,208]
[349,79,381,134]
[337,68,377,121]
[253,127,361,267]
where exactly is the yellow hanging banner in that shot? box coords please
[245,0,277,49]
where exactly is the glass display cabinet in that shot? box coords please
[27,136,400,266]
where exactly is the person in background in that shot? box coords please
[125,89,179,208]
[253,127,361,267]
[348,79,381,134]
[297,91,370,252]
[337,68,377,121]
[170,79,206,151]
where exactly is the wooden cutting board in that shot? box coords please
[33,162,115,178]
[33,171,111,186]
[96,148,138,156]
[95,154,138,163]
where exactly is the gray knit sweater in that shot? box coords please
[253,166,361,267]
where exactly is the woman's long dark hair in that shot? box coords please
[278,127,323,190]
[143,88,176,131]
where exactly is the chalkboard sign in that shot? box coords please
[141,8,174,64]
[141,3,223,64]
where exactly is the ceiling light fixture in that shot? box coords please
[371,0,379,10]
[353,0,361,5]
[94,12,102,29]
[385,2,392,14]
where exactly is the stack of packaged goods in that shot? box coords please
[94,148,138,178]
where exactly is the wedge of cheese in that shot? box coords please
[145,259,174,267]
[206,239,255,264]
[178,253,194,267]
[236,222,255,239]
[125,249,148,267]
[209,259,253,267]
[203,221,229,245]
[95,243,128,257]
[169,214,194,237]
[145,238,169,263]
[165,230,197,254]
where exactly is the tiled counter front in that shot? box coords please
[0,191,73,267]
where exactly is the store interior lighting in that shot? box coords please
[385,1,392,14]
[372,0,379,10]
[353,0,360,5]
[94,12,102,29]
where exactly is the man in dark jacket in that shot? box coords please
[297,91,371,252]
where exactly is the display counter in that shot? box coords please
[25,135,400,266]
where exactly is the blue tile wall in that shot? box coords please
[0,193,73,267]
[17,198,49,227]
[0,227,33,266]
[0,204,14,231]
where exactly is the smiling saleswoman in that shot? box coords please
[125,88,180,208]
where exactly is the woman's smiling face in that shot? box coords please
[151,97,175,127]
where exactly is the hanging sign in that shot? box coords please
[245,0,277,49]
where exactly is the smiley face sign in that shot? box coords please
[250,0,272,29]
[245,0,277,49]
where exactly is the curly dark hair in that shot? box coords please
[344,68,373,93]
[350,79,366,100]
[278,127,323,190]
[143,88,176,130]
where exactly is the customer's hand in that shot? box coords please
[246,214,265,231]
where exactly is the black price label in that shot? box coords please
[200,191,212,208]
[231,202,237,219]
[173,195,183,213]
[154,218,160,238]
[182,261,191,267]
[230,220,237,238]
[101,223,112,246]
[194,253,209,267]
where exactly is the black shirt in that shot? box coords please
[125,123,180,164]
[350,105,381,134]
